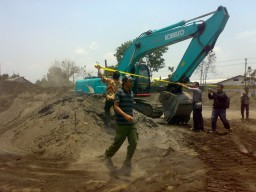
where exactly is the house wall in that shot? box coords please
[7,77,32,84]
[220,76,244,86]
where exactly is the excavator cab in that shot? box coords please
[131,63,151,96]
[127,63,163,118]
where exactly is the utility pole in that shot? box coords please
[104,60,108,77]
[248,66,252,85]
[245,58,247,86]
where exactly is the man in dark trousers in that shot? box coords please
[104,75,137,176]
[95,65,121,125]
[177,82,204,132]
[208,83,231,133]
[240,86,251,119]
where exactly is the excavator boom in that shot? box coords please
[75,6,229,124]
[117,6,229,123]
[117,6,229,83]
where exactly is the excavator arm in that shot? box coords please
[75,6,229,124]
[117,6,229,123]
[117,6,229,83]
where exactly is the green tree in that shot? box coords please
[114,41,132,63]
[36,59,80,87]
[10,73,20,78]
[47,66,69,87]
[250,69,256,79]
[144,47,168,73]
[79,65,87,77]
[114,40,168,74]
[196,52,216,84]
[61,59,81,84]
[36,76,48,86]
[0,73,9,80]
[53,59,81,84]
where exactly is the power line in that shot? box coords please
[215,58,244,63]
[215,58,256,64]
[215,63,256,68]
[216,63,256,68]
[216,63,243,67]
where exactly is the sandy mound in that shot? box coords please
[0,81,159,160]
[1,81,256,192]
[0,81,254,161]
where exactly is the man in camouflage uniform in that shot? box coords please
[96,65,122,125]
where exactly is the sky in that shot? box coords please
[1,0,256,83]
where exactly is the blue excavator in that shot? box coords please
[75,6,229,124]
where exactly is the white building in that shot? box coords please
[7,76,32,84]
[154,75,256,87]
[196,78,227,84]
[218,75,248,86]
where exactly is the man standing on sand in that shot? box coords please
[178,82,204,132]
[208,83,231,133]
[240,86,251,120]
[95,65,122,126]
[104,75,137,176]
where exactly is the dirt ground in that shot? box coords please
[0,81,256,192]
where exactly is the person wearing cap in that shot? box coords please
[240,86,251,119]
[104,75,137,176]
[95,65,122,126]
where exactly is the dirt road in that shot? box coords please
[0,81,256,192]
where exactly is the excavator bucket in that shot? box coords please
[159,91,192,124]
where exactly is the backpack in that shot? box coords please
[225,96,230,109]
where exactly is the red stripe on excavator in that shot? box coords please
[135,93,151,97]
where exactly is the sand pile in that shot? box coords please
[1,80,253,161]
[0,81,158,160]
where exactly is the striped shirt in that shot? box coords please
[114,86,134,125]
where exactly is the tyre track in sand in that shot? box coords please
[185,120,256,192]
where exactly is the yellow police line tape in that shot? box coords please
[95,64,177,85]
[95,64,216,87]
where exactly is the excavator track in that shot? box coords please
[133,98,163,118]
